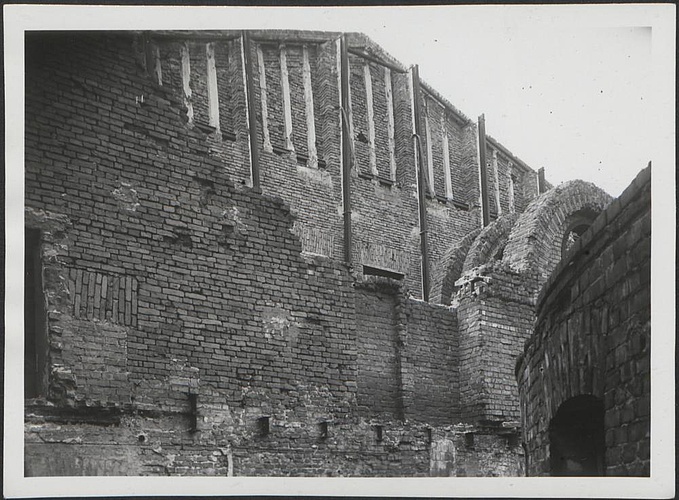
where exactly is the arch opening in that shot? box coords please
[549,395,605,476]
[560,208,599,258]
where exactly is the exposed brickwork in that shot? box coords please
[456,263,539,424]
[429,228,481,305]
[355,284,402,418]
[462,213,520,273]
[516,166,651,476]
[24,30,552,477]
[503,180,612,286]
[403,299,459,424]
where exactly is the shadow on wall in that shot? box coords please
[549,395,605,476]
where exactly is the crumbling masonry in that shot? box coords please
[24,30,649,477]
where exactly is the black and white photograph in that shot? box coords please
[4,4,675,498]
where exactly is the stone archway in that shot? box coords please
[549,395,605,476]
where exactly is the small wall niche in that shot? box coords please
[257,416,270,437]
[318,421,329,440]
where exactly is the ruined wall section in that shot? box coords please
[355,283,402,418]
[429,228,482,305]
[25,30,358,412]
[402,299,460,424]
[247,39,342,260]
[456,263,539,424]
[517,166,651,476]
[156,37,251,183]
[503,180,612,288]
[25,31,523,478]
[419,91,483,298]
[347,55,421,290]
[145,31,541,303]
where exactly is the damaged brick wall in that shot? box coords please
[503,180,612,286]
[453,177,613,427]
[25,30,532,477]
[402,299,459,424]
[456,263,538,424]
[516,166,650,476]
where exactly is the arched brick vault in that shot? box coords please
[462,213,520,274]
[502,180,613,286]
[516,166,651,476]
[429,228,481,305]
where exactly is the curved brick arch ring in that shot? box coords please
[462,213,521,274]
[429,228,482,305]
[502,180,612,283]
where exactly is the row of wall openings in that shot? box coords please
[256,419,432,445]
[146,38,237,140]
[148,35,489,207]
[352,58,397,184]
[25,228,47,398]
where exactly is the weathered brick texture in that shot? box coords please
[24,30,548,478]
[452,178,615,427]
[355,284,402,417]
[429,228,482,305]
[517,166,651,476]
[457,263,538,424]
[503,179,612,286]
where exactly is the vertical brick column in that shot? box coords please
[457,264,537,424]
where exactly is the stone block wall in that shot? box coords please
[516,166,651,476]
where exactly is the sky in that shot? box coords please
[8,4,674,197]
[249,5,663,197]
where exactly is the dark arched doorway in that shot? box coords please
[549,395,605,476]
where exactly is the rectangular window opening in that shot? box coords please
[362,265,404,280]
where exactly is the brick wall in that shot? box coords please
[24,30,547,477]
[355,284,402,417]
[429,228,481,305]
[403,299,459,424]
[516,166,651,476]
[503,179,612,286]
[456,263,539,424]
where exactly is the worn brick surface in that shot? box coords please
[517,166,651,476]
[24,30,547,477]
[503,180,612,287]
[457,263,538,424]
